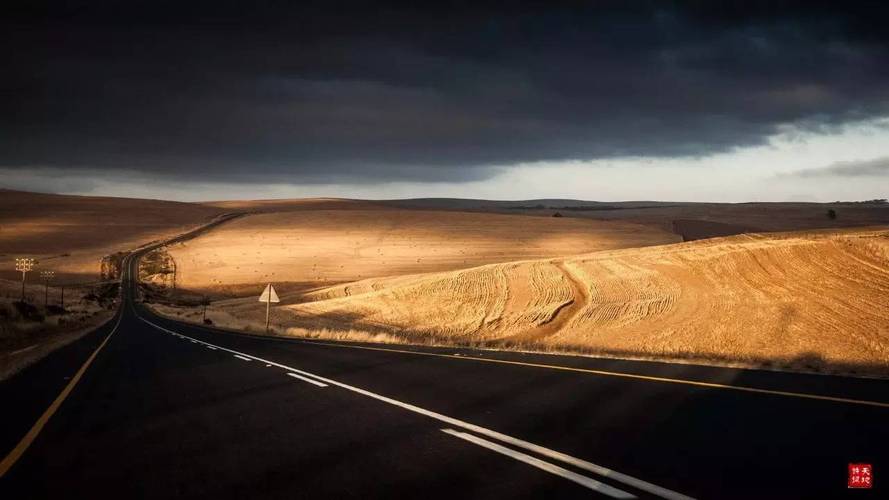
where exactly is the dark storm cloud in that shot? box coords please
[786,156,889,178]
[3,1,889,184]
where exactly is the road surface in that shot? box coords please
[1,238,887,499]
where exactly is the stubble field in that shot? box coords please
[0,189,224,282]
[10,190,885,377]
[278,228,889,375]
[162,223,889,376]
[163,207,678,295]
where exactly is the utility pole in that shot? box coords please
[40,270,55,309]
[202,295,208,323]
[15,258,34,302]
[60,284,65,311]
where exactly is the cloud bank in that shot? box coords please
[3,1,889,187]
[786,157,889,178]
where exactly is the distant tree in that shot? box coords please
[826,208,837,220]
[552,212,563,218]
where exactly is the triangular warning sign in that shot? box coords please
[259,283,280,303]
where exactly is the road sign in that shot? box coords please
[259,284,280,303]
[259,283,279,333]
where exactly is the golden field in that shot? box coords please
[160,226,889,376]
[0,189,224,283]
[163,208,678,292]
[4,189,888,377]
[382,199,889,239]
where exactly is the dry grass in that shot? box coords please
[201,197,387,212]
[163,227,889,377]
[165,208,678,291]
[12,189,879,377]
[0,189,224,283]
[490,201,889,239]
[0,278,116,380]
[554,229,889,368]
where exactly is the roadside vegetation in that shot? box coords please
[0,279,118,380]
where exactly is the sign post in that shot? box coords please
[258,283,280,333]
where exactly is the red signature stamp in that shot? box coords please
[848,463,873,489]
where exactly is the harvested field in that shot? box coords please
[254,227,888,376]
[0,189,224,282]
[164,208,678,291]
[201,198,388,213]
[387,199,889,240]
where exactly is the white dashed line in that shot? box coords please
[141,317,693,500]
[233,354,252,362]
[287,372,328,387]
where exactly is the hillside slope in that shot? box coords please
[279,228,889,375]
[0,189,224,282]
[164,208,678,292]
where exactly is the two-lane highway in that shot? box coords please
[1,248,887,498]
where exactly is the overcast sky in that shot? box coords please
[3,1,889,202]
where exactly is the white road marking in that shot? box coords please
[441,428,635,498]
[140,317,693,500]
[206,346,217,350]
[287,372,328,387]
[233,354,251,362]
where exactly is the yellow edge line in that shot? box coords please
[0,312,122,477]
[301,340,889,409]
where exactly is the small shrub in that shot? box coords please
[552,212,563,218]
[826,208,837,220]
[0,302,16,320]
[13,301,44,322]
[203,318,213,325]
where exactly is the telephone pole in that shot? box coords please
[15,258,34,302]
[40,270,55,309]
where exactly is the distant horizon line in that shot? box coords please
[2,186,887,206]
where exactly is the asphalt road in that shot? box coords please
[1,246,887,498]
